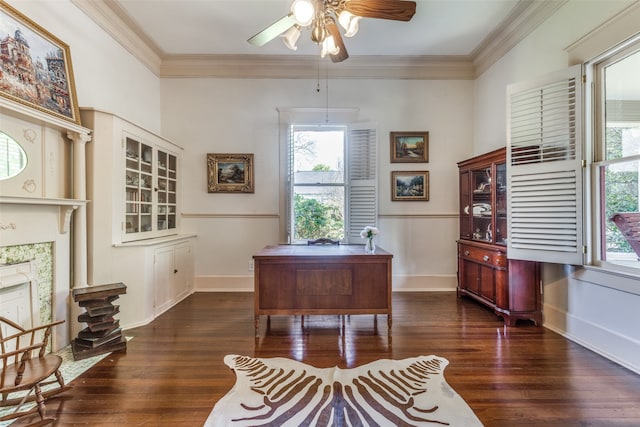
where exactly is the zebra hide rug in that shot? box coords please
[204,354,483,427]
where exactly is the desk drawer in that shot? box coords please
[459,243,505,267]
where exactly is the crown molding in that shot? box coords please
[565,0,640,64]
[71,0,162,75]
[472,0,568,76]
[73,0,562,80]
[160,54,475,79]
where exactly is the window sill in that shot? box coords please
[575,263,640,296]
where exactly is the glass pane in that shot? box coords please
[601,159,640,263]
[291,127,345,242]
[471,166,492,242]
[604,49,640,160]
[495,162,507,245]
[0,131,27,180]
[125,138,155,235]
[293,187,344,241]
[459,170,471,239]
[293,130,344,178]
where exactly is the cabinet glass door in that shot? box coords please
[460,170,472,239]
[156,149,177,231]
[495,162,507,245]
[471,166,492,242]
[125,137,153,234]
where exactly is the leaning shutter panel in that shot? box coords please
[507,65,584,265]
[347,123,377,242]
[285,125,294,243]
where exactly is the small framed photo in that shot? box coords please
[391,171,429,201]
[207,153,254,193]
[390,131,429,163]
[0,2,81,125]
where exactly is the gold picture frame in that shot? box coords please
[207,153,254,193]
[0,2,81,125]
[390,131,429,163]
[391,171,429,201]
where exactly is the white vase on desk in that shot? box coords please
[365,238,376,254]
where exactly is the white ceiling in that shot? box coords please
[112,0,520,57]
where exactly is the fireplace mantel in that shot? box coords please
[0,196,87,234]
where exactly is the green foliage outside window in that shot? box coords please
[293,194,344,241]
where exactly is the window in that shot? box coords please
[506,33,640,272]
[593,41,640,270]
[290,126,346,242]
[278,108,377,244]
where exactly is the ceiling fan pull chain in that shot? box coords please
[325,62,329,123]
[316,52,321,93]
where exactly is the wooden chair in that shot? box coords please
[307,238,340,245]
[305,238,341,326]
[610,212,640,258]
[0,317,70,426]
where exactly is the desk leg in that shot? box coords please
[388,314,392,335]
[254,315,259,338]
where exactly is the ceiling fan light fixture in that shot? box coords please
[320,35,340,58]
[310,19,326,44]
[281,25,301,50]
[249,0,417,63]
[291,0,315,26]
[338,11,361,37]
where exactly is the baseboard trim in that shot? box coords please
[544,303,640,375]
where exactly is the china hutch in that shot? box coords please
[81,108,195,328]
[457,147,541,326]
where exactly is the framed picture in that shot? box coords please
[390,131,429,163]
[391,171,429,201]
[207,153,254,193]
[0,2,81,125]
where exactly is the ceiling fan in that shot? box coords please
[247,0,417,63]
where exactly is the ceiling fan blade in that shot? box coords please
[326,20,349,63]
[344,0,416,22]
[247,14,297,47]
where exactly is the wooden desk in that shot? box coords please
[253,244,393,337]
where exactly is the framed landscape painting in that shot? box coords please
[0,2,81,125]
[390,131,429,163]
[207,153,254,193]
[391,171,429,201]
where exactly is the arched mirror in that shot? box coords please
[0,131,27,180]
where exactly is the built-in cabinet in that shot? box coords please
[153,241,192,316]
[457,148,541,326]
[81,108,195,329]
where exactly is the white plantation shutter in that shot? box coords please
[285,125,294,243]
[507,65,585,265]
[347,123,377,242]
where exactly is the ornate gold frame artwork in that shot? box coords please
[0,2,81,124]
[207,153,254,193]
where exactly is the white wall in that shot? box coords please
[7,0,162,133]
[161,77,474,291]
[473,0,636,155]
[473,0,640,374]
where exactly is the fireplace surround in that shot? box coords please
[0,96,91,350]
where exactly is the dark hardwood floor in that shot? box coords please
[16,292,640,426]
